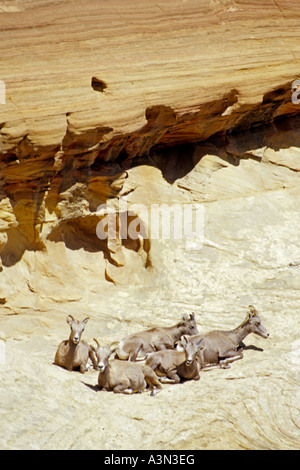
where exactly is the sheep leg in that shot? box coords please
[200,360,235,371]
[135,354,148,362]
[219,353,243,368]
[162,369,181,384]
[143,367,163,396]
[200,363,221,371]
[79,363,88,374]
[128,351,137,361]
[122,388,134,394]
[160,376,176,383]
[128,343,145,361]
[150,387,162,397]
[113,384,131,394]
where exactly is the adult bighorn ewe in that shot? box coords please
[115,313,199,361]
[92,339,162,396]
[54,315,98,373]
[180,305,269,370]
[145,335,203,384]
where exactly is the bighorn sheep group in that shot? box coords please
[54,305,269,396]
[177,305,269,370]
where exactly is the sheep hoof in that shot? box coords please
[150,389,161,397]
[220,363,231,369]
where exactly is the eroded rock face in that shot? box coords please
[0,0,300,450]
[1,116,300,286]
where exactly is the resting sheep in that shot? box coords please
[145,335,203,384]
[54,315,98,373]
[92,339,162,396]
[115,313,199,361]
[181,305,269,370]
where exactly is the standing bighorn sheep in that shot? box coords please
[115,313,199,361]
[179,305,269,370]
[54,315,98,373]
[145,335,203,384]
[92,339,162,396]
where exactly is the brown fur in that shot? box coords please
[115,313,199,361]
[93,342,162,396]
[54,315,98,373]
[184,305,269,370]
[145,335,202,384]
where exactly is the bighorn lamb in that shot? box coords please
[92,340,162,396]
[54,315,98,373]
[180,305,269,370]
[145,335,202,384]
[115,313,198,361]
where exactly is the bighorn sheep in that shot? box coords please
[145,335,202,384]
[54,315,98,373]
[180,305,269,370]
[115,313,199,361]
[92,339,162,396]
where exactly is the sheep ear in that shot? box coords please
[175,341,184,351]
[67,315,74,325]
[82,317,89,325]
[248,305,257,318]
[181,335,188,345]
[190,312,195,320]
[182,314,189,321]
[108,349,114,359]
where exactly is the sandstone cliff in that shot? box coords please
[0,0,299,450]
